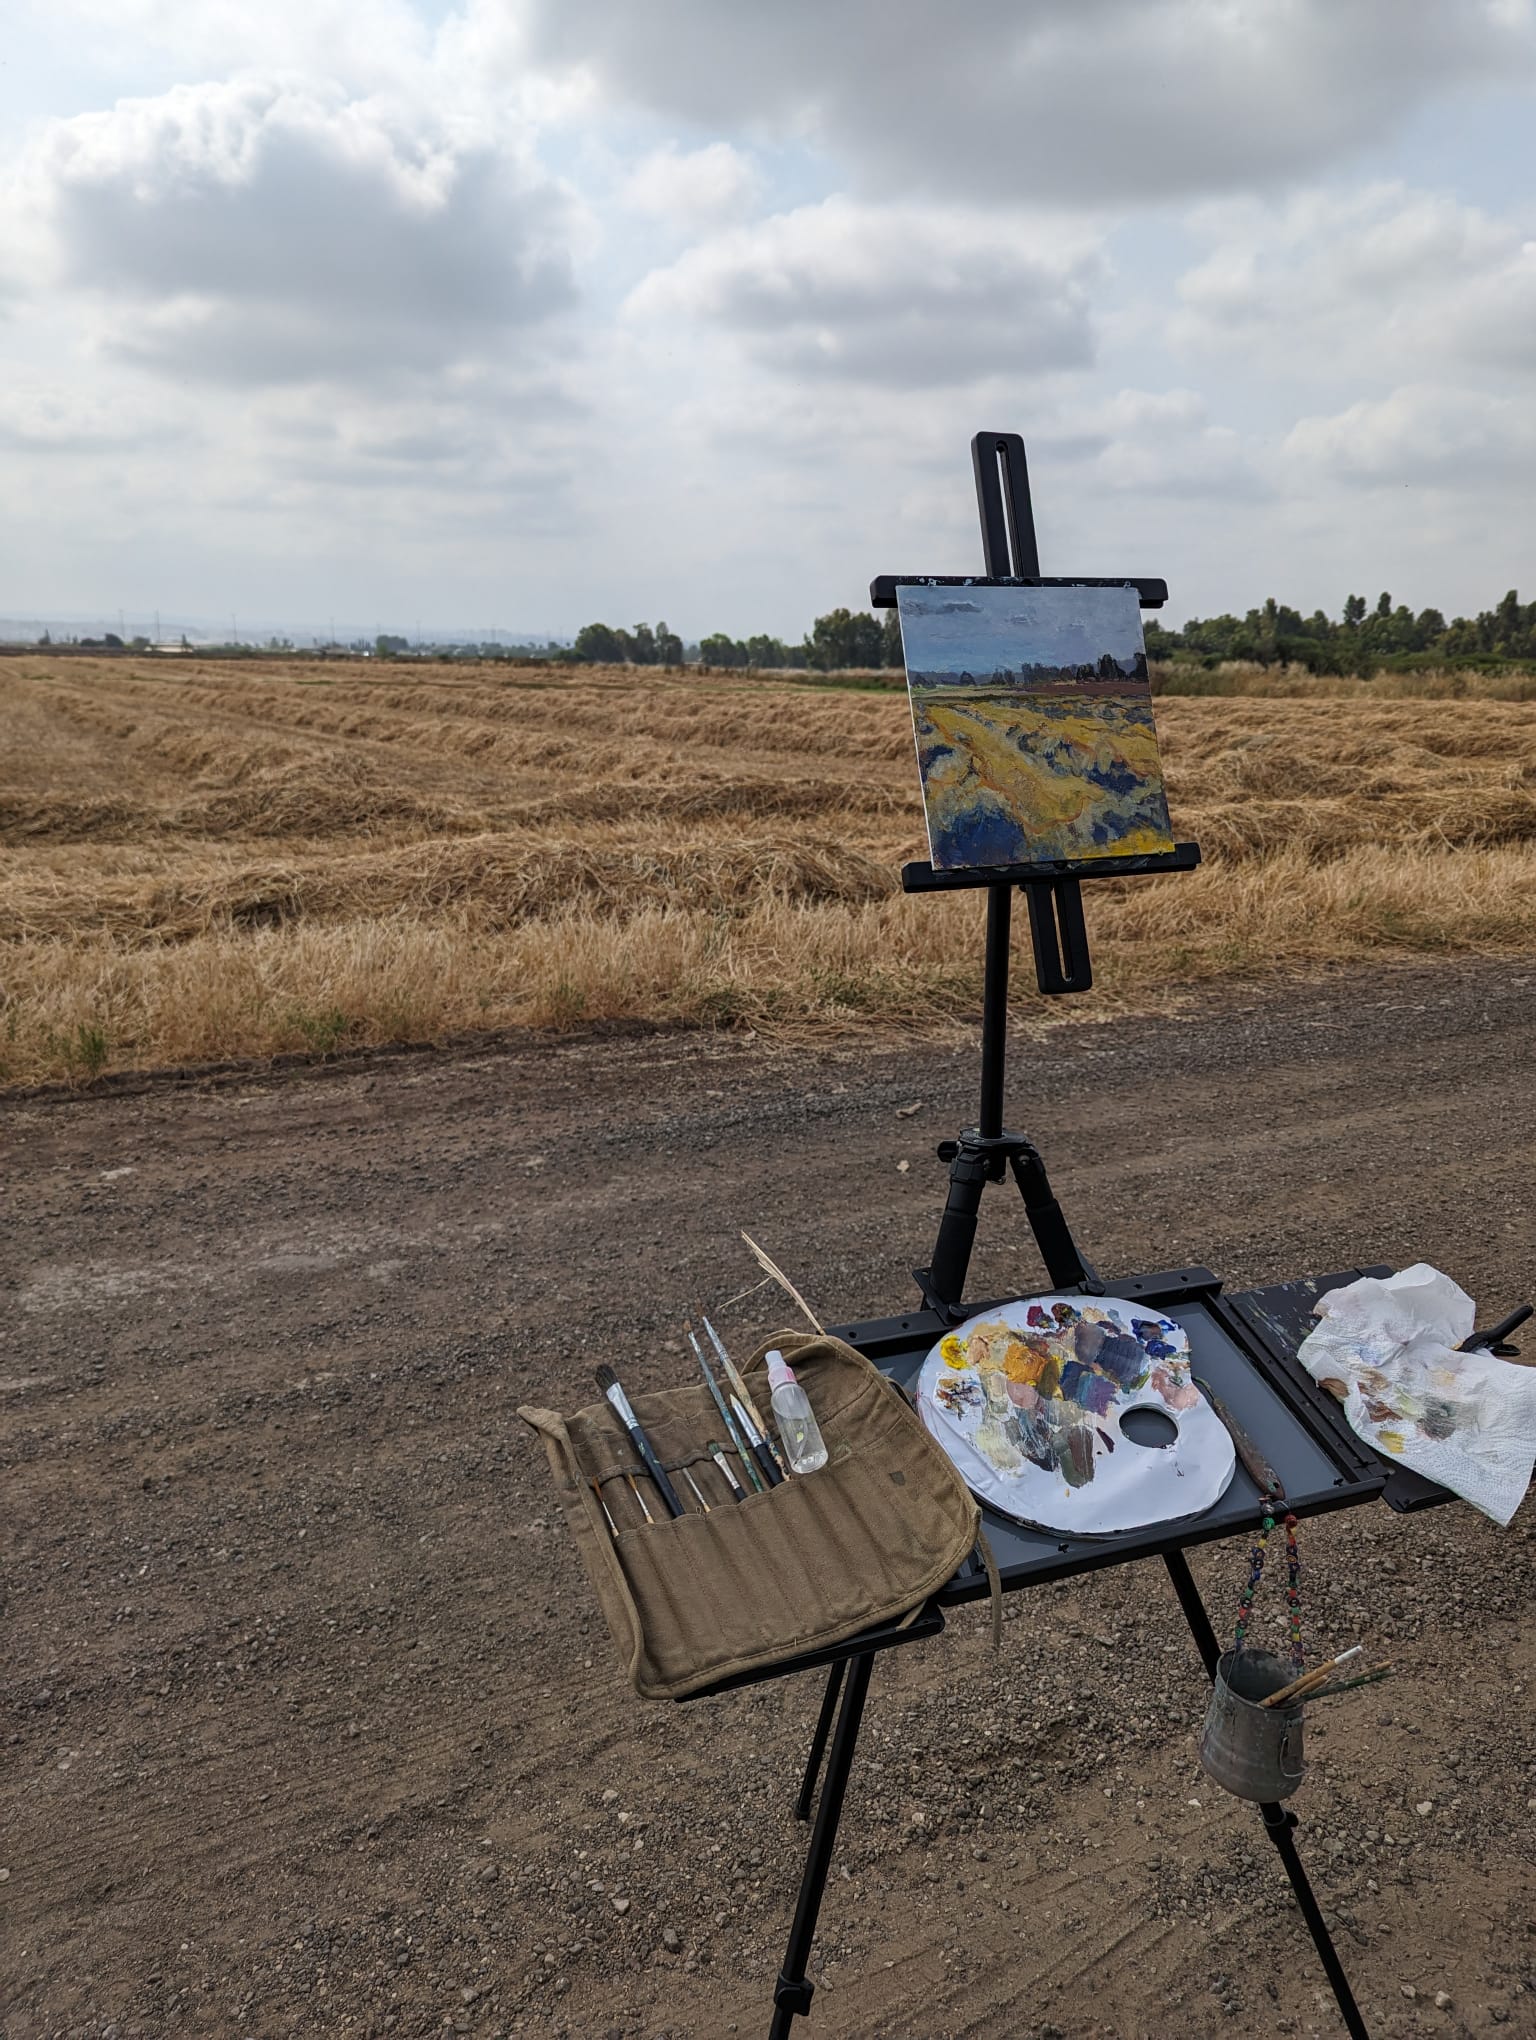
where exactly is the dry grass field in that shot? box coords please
[5,653,1536,1087]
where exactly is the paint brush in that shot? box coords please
[730,1392,785,1488]
[1309,1663,1394,1703]
[701,1310,787,1477]
[590,1479,618,1537]
[1193,1376,1285,1499]
[594,1364,685,1519]
[626,1472,654,1525]
[1260,1645,1364,1710]
[680,1466,711,1514]
[707,1441,747,1503]
[690,1327,764,1493]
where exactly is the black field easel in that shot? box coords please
[874,431,1201,1318]
[678,433,1402,2040]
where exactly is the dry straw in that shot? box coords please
[6,653,1536,1085]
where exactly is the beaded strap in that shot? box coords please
[1233,1493,1303,1669]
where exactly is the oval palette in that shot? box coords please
[916,1294,1236,1535]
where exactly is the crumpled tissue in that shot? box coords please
[1298,1263,1536,1527]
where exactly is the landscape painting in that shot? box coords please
[895,582,1175,869]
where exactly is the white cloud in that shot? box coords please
[1037,388,1269,501]
[13,76,580,386]
[626,197,1103,387]
[622,142,762,229]
[1172,184,1536,381]
[522,0,1536,205]
[1285,384,1536,489]
[31,0,440,96]
[0,382,186,452]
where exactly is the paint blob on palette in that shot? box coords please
[916,1295,1237,1535]
[895,581,1175,869]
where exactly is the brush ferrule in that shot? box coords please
[604,1379,638,1429]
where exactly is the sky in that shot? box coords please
[2,0,1535,638]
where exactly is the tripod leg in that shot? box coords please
[923,1143,992,1309]
[769,1651,874,2038]
[795,1661,846,1821]
[1005,1144,1099,1292]
[1162,1552,1370,2040]
[1258,1803,1371,2038]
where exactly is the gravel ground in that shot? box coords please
[4,959,1535,2039]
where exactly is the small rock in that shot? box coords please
[1402,1984,1417,1999]
[896,1103,923,1118]
[1435,1992,1452,2010]
[662,1927,681,1954]
[1415,1800,1434,1816]
[896,1160,910,1174]
[612,1896,630,1915]
[601,1788,618,1805]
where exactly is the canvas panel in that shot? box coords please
[896,581,1175,869]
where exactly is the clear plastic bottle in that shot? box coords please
[765,1350,828,1474]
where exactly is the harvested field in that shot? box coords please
[6,655,1536,1085]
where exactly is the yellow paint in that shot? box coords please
[914,687,1173,861]
[1378,1429,1406,1453]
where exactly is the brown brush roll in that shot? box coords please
[520,1331,979,1700]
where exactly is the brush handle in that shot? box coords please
[709,1447,746,1502]
[696,1350,764,1492]
[731,1395,784,1488]
[625,1421,685,1517]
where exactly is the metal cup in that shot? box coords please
[1198,1648,1306,1802]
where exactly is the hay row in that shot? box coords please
[0,772,909,846]
[0,834,899,945]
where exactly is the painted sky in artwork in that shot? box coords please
[895,582,1147,679]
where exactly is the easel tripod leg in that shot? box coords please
[1259,1803,1370,2039]
[1161,1552,1370,2040]
[769,1651,874,2038]
[795,1662,847,1821]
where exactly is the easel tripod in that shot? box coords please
[721,433,1374,2039]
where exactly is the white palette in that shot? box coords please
[916,1295,1237,1536]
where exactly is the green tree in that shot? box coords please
[573,622,627,663]
[655,621,684,666]
[881,608,903,667]
[698,632,748,667]
[807,607,886,669]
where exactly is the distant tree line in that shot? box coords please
[568,607,903,671]
[1146,589,1536,673]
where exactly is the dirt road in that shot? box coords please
[5,962,1535,2039]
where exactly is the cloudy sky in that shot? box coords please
[3,1,1534,637]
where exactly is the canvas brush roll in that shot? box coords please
[520,1332,980,1700]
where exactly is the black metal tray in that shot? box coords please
[830,1264,1394,1602]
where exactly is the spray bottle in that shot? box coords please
[765,1350,828,1474]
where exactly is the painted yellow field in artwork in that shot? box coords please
[914,689,1173,864]
[6,653,1536,1085]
